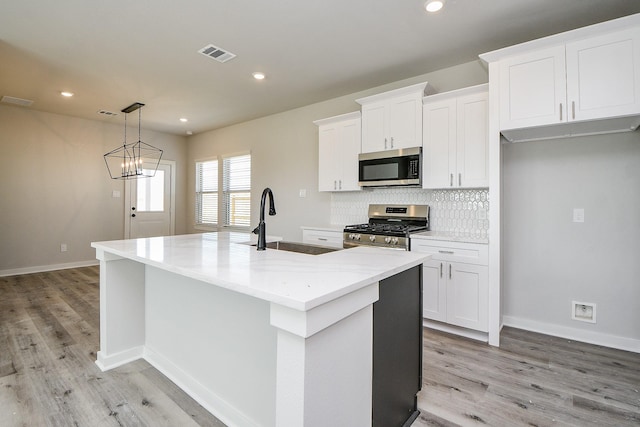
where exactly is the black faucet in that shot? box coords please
[252,187,276,250]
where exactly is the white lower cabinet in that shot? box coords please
[301,228,343,249]
[412,239,488,332]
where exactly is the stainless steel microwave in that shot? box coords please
[358,147,421,187]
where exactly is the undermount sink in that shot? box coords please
[253,241,340,255]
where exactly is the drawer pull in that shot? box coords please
[438,250,454,254]
[317,237,328,241]
[440,262,443,278]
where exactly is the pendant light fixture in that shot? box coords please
[103,102,163,179]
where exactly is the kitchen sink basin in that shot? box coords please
[253,241,340,255]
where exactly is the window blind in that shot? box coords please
[222,154,251,227]
[195,159,218,225]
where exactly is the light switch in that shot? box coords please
[112,190,121,198]
[573,208,584,223]
[299,189,307,198]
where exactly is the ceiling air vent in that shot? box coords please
[1,95,34,107]
[98,109,119,117]
[198,44,236,63]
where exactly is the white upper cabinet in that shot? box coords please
[357,82,432,153]
[423,85,489,189]
[314,112,361,192]
[482,14,640,142]
[499,46,567,130]
[566,28,640,121]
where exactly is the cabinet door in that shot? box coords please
[499,46,567,130]
[338,118,361,191]
[422,260,447,322]
[422,98,456,189]
[361,102,387,153]
[447,263,488,332]
[566,27,640,122]
[318,125,339,191]
[457,91,489,188]
[388,94,422,150]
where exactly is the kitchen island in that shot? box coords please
[91,232,429,427]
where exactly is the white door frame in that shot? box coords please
[124,159,176,239]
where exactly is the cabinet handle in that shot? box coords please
[440,262,443,278]
[450,173,453,187]
[458,173,462,187]
[572,101,575,120]
[438,250,454,254]
[318,237,328,241]
[390,137,394,148]
[449,264,452,280]
[339,180,342,190]
[559,103,563,121]
[384,137,388,149]
[334,180,337,190]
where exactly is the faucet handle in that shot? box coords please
[252,226,260,235]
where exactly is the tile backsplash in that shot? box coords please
[331,187,490,238]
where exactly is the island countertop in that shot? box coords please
[91,232,429,312]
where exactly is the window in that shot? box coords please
[223,154,251,227]
[195,159,218,225]
[195,153,251,228]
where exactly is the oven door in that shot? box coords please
[358,147,421,187]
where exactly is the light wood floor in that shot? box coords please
[1,267,639,426]
[415,325,640,426]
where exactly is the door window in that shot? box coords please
[137,169,165,212]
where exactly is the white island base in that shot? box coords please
[92,233,428,427]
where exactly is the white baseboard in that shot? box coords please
[95,347,145,372]
[0,260,99,277]
[502,315,640,354]
[423,319,489,342]
[143,346,260,427]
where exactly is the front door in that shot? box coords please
[125,160,175,238]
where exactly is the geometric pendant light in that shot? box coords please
[103,102,163,179]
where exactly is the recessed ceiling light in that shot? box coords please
[425,0,443,12]
[180,118,188,122]
[61,91,74,97]
[252,72,266,80]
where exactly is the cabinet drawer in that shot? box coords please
[302,229,343,249]
[411,240,488,265]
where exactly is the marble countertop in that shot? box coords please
[92,232,429,311]
[412,231,489,244]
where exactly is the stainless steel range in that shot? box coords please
[343,204,430,250]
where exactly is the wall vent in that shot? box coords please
[198,44,236,63]
[98,109,119,117]
[1,95,34,107]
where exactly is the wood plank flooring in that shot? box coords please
[2,267,639,426]
[0,267,226,427]
[414,327,640,427]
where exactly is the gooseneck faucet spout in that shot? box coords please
[252,188,276,250]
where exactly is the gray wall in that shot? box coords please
[502,132,640,345]
[0,105,188,273]
[186,60,488,240]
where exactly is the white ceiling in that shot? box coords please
[2,0,640,135]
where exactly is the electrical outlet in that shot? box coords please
[60,243,68,252]
[112,190,121,198]
[299,189,307,198]
[573,208,585,223]
[572,301,596,323]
